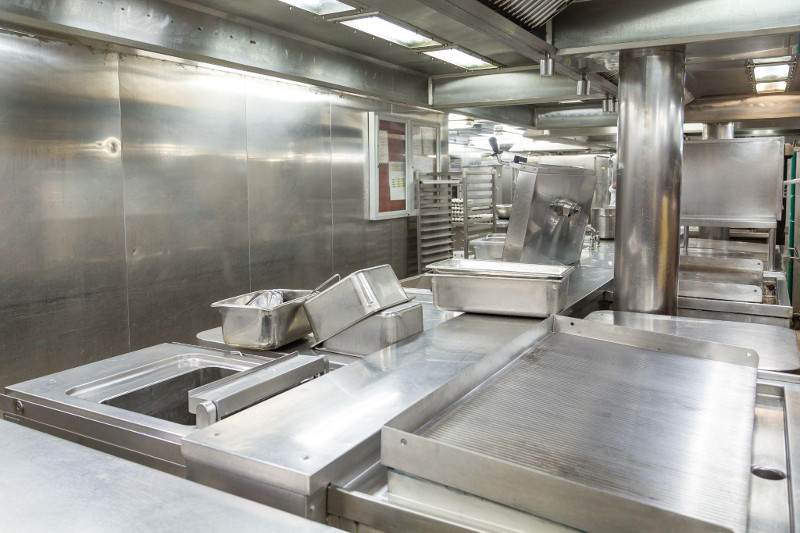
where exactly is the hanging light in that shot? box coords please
[539,52,554,77]
[577,73,591,96]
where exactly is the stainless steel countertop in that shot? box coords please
[0,419,335,532]
[578,239,615,269]
[182,313,549,497]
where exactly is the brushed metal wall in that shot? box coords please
[247,76,334,290]
[119,55,251,350]
[0,34,129,386]
[0,33,443,386]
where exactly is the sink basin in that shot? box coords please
[102,366,238,426]
[4,344,265,472]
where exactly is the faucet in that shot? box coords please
[586,225,599,250]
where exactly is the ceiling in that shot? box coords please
[173,0,800,141]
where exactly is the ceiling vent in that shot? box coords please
[477,0,576,32]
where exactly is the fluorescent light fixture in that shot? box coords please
[341,17,440,48]
[683,123,704,134]
[424,49,495,70]
[558,99,584,104]
[752,55,793,65]
[275,0,353,15]
[756,81,787,93]
[753,64,791,81]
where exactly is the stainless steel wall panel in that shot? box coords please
[0,31,435,386]
[247,77,334,290]
[0,34,128,386]
[330,98,404,279]
[0,0,428,105]
[681,138,784,228]
[119,55,250,350]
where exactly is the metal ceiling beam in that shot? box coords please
[0,0,429,105]
[535,106,617,129]
[432,69,604,108]
[552,0,800,55]
[685,94,800,123]
[454,106,537,128]
[412,0,618,96]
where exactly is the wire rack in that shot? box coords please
[416,171,460,273]
[415,168,498,272]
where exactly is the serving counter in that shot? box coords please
[0,419,336,533]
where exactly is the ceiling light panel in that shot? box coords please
[753,64,791,81]
[341,17,440,48]
[756,81,788,93]
[424,49,495,70]
[275,0,353,15]
[752,55,793,65]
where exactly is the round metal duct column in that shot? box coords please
[702,122,735,140]
[698,122,734,241]
[615,48,685,315]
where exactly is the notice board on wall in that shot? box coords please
[377,119,407,215]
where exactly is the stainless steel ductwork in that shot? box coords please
[698,122,735,240]
[615,48,686,315]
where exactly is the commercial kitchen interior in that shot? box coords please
[2,0,800,531]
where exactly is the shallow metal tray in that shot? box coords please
[585,310,800,372]
[430,273,570,317]
[679,255,764,285]
[382,316,758,533]
[426,258,573,279]
[319,301,423,357]
[212,289,313,350]
[304,265,409,345]
[678,280,763,303]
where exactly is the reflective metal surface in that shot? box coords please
[329,372,800,533]
[0,33,129,387]
[678,280,763,303]
[503,166,597,265]
[120,55,250,350]
[432,70,602,108]
[181,313,547,504]
[304,265,409,345]
[5,343,264,470]
[681,138,784,228]
[615,48,685,315]
[246,76,333,291]
[331,97,406,279]
[679,255,764,285]
[0,16,444,387]
[430,273,570,318]
[320,301,423,357]
[212,289,314,350]
[586,311,800,372]
[188,353,327,428]
[592,207,615,239]
[552,0,800,54]
[384,316,757,533]
[0,0,428,104]
[0,420,337,533]
[427,259,573,279]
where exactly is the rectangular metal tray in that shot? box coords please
[678,280,763,303]
[679,255,764,285]
[304,265,409,345]
[585,310,800,372]
[382,316,758,533]
[430,273,569,317]
[426,258,573,279]
[212,289,313,350]
[319,301,423,357]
